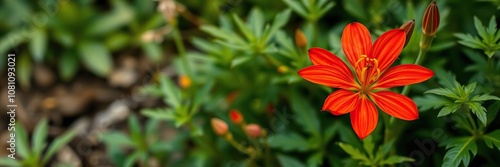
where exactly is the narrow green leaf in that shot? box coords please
[248,8,265,39]
[442,137,477,167]
[262,9,291,44]
[0,157,21,167]
[282,0,308,18]
[128,115,142,144]
[464,82,477,95]
[483,130,500,151]
[86,3,133,36]
[317,1,335,18]
[414,95,451,111]
[362,136,375,159]
[145,119,160,139]
[78,42,113,77]
[142,42,163,62]
[268,133,312,152]
[15,123,30,159]
[18,54,32,89]
[123,151,142,167]
[32,119,49,159]
[425,88,461,99]
[379,156,414,165]
[290,90,320,136]
[159,76,182,108]
[232,14,254,41]
[230,55,253,68]
[471,94,500,102]
[277,154,306,167]
[59,52,79,81]
[30,29,47,63]
[468,102,487,126]
[100,132,135,148]
[487,101,500,126]
[307,152,324,167]
[141,108,176,120]
[42,130,77,164]
[338,142,370,162]
[473,16,488,40]
[200,26,246,45]
[437,104,460,117]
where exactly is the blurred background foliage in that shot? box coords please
[0,0,500,167]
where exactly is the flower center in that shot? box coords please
[355,55,381,94]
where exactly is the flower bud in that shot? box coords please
[226,91,239,104]
[244,124,261,138]
[277,65,289,74]
[399,19,415,48]
[295,29,307,48]
[422,1,440,36]
[178,75,191,89]
[229,109,244,125]
[211,118,228,136]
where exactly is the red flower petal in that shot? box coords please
[350,96,378,139]
[370,29,406,72]
[309,47,347,67]
[373,64,434,89]
[298,65,358,89]
[341,22,372,67]
[323,89,359,115]
[370,91,419,121]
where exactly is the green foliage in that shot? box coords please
[424,71,500,126]
[338,137,414,166]
[0,119,77,167]
[455,16,500,58]
[282,0,335,22]
[442,137,478,167]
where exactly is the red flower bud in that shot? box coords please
[244,124,261,138]
[422,1,440,36]
[295,29,307,48]
[399,19,415,48]
[229,109,244,125]
[211,118,228,136]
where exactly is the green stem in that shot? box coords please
[172,27,192,75]
[226,136,253,155]
[401,47,428,95]
[463,106,478,132]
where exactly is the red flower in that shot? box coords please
[298,22,434,139]
[229,109,244,125]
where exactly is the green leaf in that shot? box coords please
[342,0,366,20]
[230,55,253,68]
[100,132,135,148]
[0,157,21,167]
[324,122,340,142]
[128,115,143,145]
[473,16,488,41]
[30,29,47,63]
[282,0,308,18]
[338,142,370,162]
[145,119,160,140]
[15,123,30,159]
[487,101,500,126]
[59,52,79,81]
[362,136,375,159]
[232,14,254,41]
[105,32,130,51]
[414,95,450,111]
[268,133,312,152]
[468,102,487,126]
[262,9,291,44]
[200,25,246,45]
[437,104,460,117]
[464,82,477,95]
[18,54,32,89]
[159,76,182,108]
[307,152,324,167]
[42,130,77,164]
[248,8,265,39]
[290,90,320,136]
[483,130,500,151]
[78,42,113,77]
[32,119,49,159]
[123,151,143,167]
[379,155,414,165]
[86,2,133,36]
[277,154,306,167]
[471,94,500,102]
[142,42,163,62]
[425,88,461,99]
[141,108,176,120]
[442,137,477,167]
